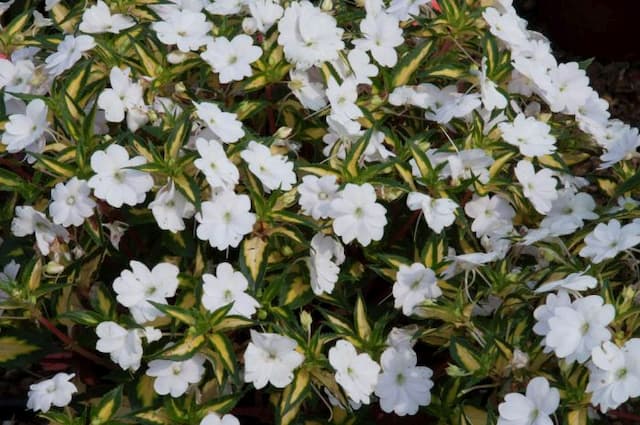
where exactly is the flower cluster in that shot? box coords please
[0,0,639,423]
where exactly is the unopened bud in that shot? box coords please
[273,126,293,139]
[167,51,189,64]
[510,348,529,370]
[321,0,333,11]
[242,17,258,35]
[45,261,64,274]
[300,311,312,333]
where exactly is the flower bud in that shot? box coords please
[45,261,64,274]
[242,18,258,35]
[300,311,312,333]
[167,51,189,64]
[321,0,333,11]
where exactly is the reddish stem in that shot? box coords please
[608,409,640,422]
[265,85,276,135]
[36,314,115,369]
[432,0,442,13]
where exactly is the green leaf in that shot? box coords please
[239,236,268,286]
[20,257,43,293]
[5,8,33,36]
[149,302,197,326]
[354,295,371,341]
[91,385,123,424]
[450,338,482,373]
[391,40,435,88]
[173,174,201,210]
[58,310,103,326]
[343,129,373,179]
[164,113,191,161]
[232,99,267,121]
[206,333,237,377]
[615,168,640,197]
[0,334,41,366]
[276,368,311,425]
[157,333,206,361]
[30,153,75,178]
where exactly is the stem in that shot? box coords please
[36,313,115,370]
[265,85,276,135]
[608,409,640,422]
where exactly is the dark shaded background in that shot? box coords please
[515,0,640,127]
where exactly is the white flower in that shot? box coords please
[277,1,344,70]
[88,144,154,208]
[11,205,69,256]
[387,0,430,21]
[406,192,457,234]
[149,181,195,233]
[201,35,262,83]
[353,11,403,67]
[375,347,433,416]
[79,0,135,34]
[288,68,327,111]
[547,62,591,114]
[200,413,241,425]
[26,373,77,413]
[535,270,598,293]
[244,330,304,389]
[95,321,144,371]
[202,262,259,318]
[497,377,559,425]
[247,0,284,33]
[240,141,296,192]
[194,101,245,143]
[0,57,36,95]
[499,114,556,157]
[49,177,96,227]
[539,190,598,236]
[545,295,615,363]
[393,263,441,316]
[587,339,640,413]
[146,354,206,397]
[297,175,339,220]
[193,138,239,190]
[532,290,572,348]
[333,48,378,86]
[0,260,19,315]
[1,98,48,153]
[464,195,515,237]
[329,340,380,405]
[44,35,95,77]
[306,233,345,296]
[579,220,640,264]
[151,10,212,52]
[195,191,256,250]
[330,183,387,246]
[514,160,558,214]
[478,57,508,110]
[112,261,180,324]
[97,67,146,128]
[326,77,362,121]
[482,8,529,50]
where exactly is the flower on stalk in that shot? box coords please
[26,373,77,413]
[146,354,206,397]
[375,347,434,416]
[306,232,345,296]
[406,192,457,234]
[496,376,559,425]
[79,0,135,34]
[329,339,380,405]
[393,263,442,316]
[88,144,154,208]
[148,181,195,233]
[195,191,256,250]
[330,183,387,246]
[201,34,262,84]
[240,141,297,192]
[201,262,259,318]
[1,98,48,153]
[112,261,180,324]
[244,330,305,389]
[49,177,96,227]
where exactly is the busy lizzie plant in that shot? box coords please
[1,0,640,424]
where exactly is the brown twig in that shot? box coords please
[36,314,116,369]
[608,409,640,422]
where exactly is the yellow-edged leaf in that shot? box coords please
[391,40,435,88]
[241,236,268,284]
[0,336,40,364]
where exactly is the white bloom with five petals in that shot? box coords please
[201,262,259,318]
[406,192,457,234]
[244,330,304,389]
[112,261,180,324]
[195,191,256,250]
[329,340,380,405]
[393,263,442,316]
[194,102,245,144]
[146,354,206,397]
[240,141,296,192]
[497,376,559,425]
[514,160,558,215]
[49,177,96,227]
[201,34,262,83]
[330,183,387,246]
[26,373,77,413]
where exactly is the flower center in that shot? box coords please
[223,289,233,302]
[223,211,232,223]
[114,171,125,183]
[66,196,76,205]
[318,192,328,200]
[46,384,57,394]
[617,368,628,379]
[228,55,238,64]
[172,364,182,375]
[145,286,157,296]
[581,322,590,335]
[354,207,364,218]
[410,279,421,289]
[395,373,405,385]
